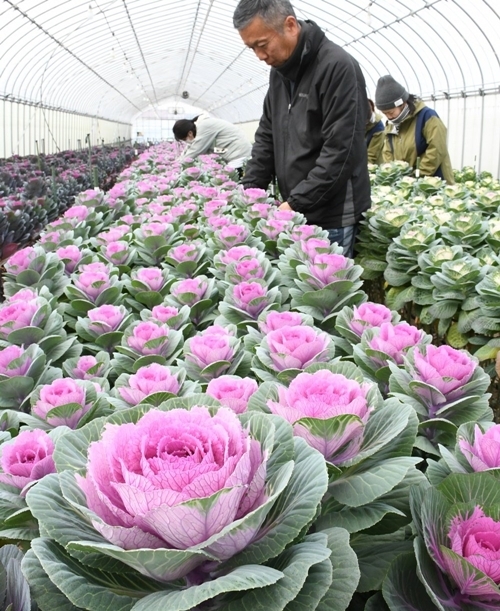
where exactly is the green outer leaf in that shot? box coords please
[67,536,216,585]
[26,474,105,547]
[29,538,137,611]
[316,527,360,611]
[382,551,438,611]
[438,472,500,507]
[217,535,332,611]
[238,412,295,478]
[351,533,413,592]
[329,457,421,507]
[131,565,284,611]
[413,538,456,611]
[365,592,390,611]
[283,558,332,611]
[1,545,30,611]
[317,501,405,534]
[53,418,107,472]
[0,376,35,406]
[21,548,81,611]
[353,402,415,463]
[216,438,328,573]
[295,413,363,448]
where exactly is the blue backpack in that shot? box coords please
[366,120,384,147]
[389,106,444,178]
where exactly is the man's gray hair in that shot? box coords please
[233,0,296,32]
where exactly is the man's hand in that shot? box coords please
[278,201,292,211]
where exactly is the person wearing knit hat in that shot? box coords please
[375,75,409,111]
[374,74,455,184]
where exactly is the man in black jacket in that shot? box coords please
[233,0,371,258]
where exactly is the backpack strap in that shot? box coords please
[365,120,384,147]
[415,106,444,178]
[415,106,439,156]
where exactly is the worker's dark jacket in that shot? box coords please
[242,20,371,228]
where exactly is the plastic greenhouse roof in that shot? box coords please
[1,0,499,124]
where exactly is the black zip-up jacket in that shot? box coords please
[242,21,371,229]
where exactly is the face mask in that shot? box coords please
[389,103,411,126]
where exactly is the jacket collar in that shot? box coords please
[274,20,325,83]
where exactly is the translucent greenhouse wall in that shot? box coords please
[0,99,131,158]
[132,90,500,178]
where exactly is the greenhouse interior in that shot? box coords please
[1,1,500,610]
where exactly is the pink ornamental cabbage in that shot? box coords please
[168,244,199,263]
[72,356,104,380]
[300,238,332,260]
[127,322,171,356]
[0,429,56,493]
[368,322,426,366]
[290,225,317,241]
[187,333,236,369]
[218,224,250,247]
[118,363,180,406]
[0,300,39,338]
[73,271,111,302]
[307,253,350,288]
[135,268,166,292]
[171,278,209,305]
[98,226,130,243]
[459,425,500,471]
[203,199,228,216]
[0,345,31,377]
[150,305,180,324]
[56,245,82,273]
[204,325,235,337]
[5,247,37,274]
[234,259,266,281]
[206,376,259,414]
[349,302,394,337]
[79,262,110,274]
[249,203,272,218]
[207,216,232,230]
[87,304,127,333]
[266,325,332,371]
[445,507,500,588]
[104,241,129,265]
[32,378,91,429]
[77,407,267,559]
[260,219,289,240]
[259,311,305,334]
[268,370,371,461]
[271,209,296,222]
[64,205,89,221]
[242,188,269,203]
[6,288,38,303]
[218,246,260,265]
[413,345,476,396]
[231,282,269,318]
[141,222,170,237]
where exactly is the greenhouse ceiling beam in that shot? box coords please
[176,0,203,98]
[2,0,141,113]
[120,0,160,110]
[452,0,499,84]
[0,93,131,126]
[91,0,161,112]
[177,0,217,99]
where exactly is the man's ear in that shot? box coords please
[283,15,300,35]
